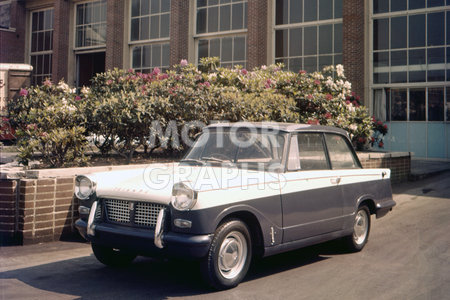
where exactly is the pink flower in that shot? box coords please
[346,100,351,105]
[325,112,332,119]
[306,94,313,100]
[19,89,28,97]
[377,121,383,126]
[379,141,384,148]
[314,80,321,85]
[371,137,375,143]
[159,74,169,80]
[326,94,333,101]
[358,137,366,143]
[180,59,188,67]
[383,124,388,130]
[75,96,81,101]
[128,68,134,73]
[351,91,356,97]
[43,79,52,87]
[307,119,319,125]
[152,67,160,75]
[106,80,113,85]
[204,81,210,87]
[299,70,307,74]
[241,69,248,75]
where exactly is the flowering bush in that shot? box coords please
[8,80,88,167]
[10,58,387,167]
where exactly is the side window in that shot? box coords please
[297,133,329,170]
[287,135,301,170]
[324,134,359,169]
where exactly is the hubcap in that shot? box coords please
[353,210,369,245]
[218,231,247,279]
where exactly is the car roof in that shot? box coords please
[206,122,349,136]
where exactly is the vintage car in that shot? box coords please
[75,122,395,289]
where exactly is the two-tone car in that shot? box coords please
[75,122,395,289]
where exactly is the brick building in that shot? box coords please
[0,0,449,159]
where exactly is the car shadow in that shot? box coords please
[0,240,349,299]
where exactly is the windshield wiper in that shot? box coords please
[180,158,206,165]
[202,156,233,163]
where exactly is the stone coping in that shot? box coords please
[356,151,411,160]
[0,152,412,179]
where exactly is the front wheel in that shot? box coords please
[201,219,252,290]
[344,205,371,252]
[91,243,137,267]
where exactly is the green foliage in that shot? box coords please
[8,80,88,167]
[10,60,387,167]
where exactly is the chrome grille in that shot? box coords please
[135,202,165,227]
[105,199,130,224]
[103,199,165,228]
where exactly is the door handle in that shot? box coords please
[330,177,341,184]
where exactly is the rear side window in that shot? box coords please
[298,133,329,170]
[324,134,359,169]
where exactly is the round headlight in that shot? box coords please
[75,175,96,200]
[171,182,197,211]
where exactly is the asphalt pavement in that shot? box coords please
[1,170,450,299]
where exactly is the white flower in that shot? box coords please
[208,73,217,81]
[325,77,334,88]
[261,65,267,70]
[349,124,358,131]
[336,64,345,77]
[57,81,70,92]
[81,86,90,95]
[343,81,352,90]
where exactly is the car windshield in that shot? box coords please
[181,128,287,171]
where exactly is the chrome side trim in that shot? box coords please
[87,201,98,236]
[154,209,166,249]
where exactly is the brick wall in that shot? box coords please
[247,0,268,70]
[0,180,18,244]
[358,152,411,183]
[343,0,365,101]
[106,0,125,70]
[0,176,78,245]
[170,0,190,66]
[52,0,70,82]
[0,1,26,63]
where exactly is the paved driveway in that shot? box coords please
[1,172,450,299]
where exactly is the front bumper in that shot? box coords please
[75,219,213,258]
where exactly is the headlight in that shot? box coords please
[171,182,197,211]
[74,175,96,200]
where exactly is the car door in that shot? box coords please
[280,133,345,242]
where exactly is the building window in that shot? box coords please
[130,0,170,72]
[30,9,54,86]
[75,0,107,48]
[0,1,11,30]
[373,87,448,122]
[372,1,449,84]
[195,0,248,67]
[274,0,343,72]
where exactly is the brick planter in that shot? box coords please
[0,152,411,245]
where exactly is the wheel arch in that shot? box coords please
[215,209,265,258]
[357,197,377,215]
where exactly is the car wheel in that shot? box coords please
[201,219,252,290]
[91,243,137,267]
[345,205,371,252]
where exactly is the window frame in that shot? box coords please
[194,0,248,67]
[272,0,343,72]
[128,0,171,73]
[29,7,54,86]
[74,0,107,51]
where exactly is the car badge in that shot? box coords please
[129,202,135,211]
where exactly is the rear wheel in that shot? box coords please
[91,243,137,267]
[201,219,252,290]
[345,205,371,252]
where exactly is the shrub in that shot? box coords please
[8,80,88,167]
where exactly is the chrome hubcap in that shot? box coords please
[218,231,247,279]
[353,210,369,245]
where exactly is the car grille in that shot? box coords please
[103,199,165,228]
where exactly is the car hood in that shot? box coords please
[90,162,279,205]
